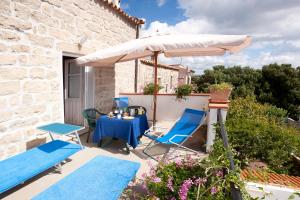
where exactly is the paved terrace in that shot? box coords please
[1,121,207,200]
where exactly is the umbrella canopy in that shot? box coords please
[76,34,251,66]
[76,34,251,124]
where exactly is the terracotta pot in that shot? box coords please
[209,88,232,102]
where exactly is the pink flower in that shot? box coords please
[178,179,193,200]
[141,173,147,179]
[152,177,161,183]
[167,176,174,192]
[194,177,206,186]
[216,170,224,178]
[210,186,218,194]
[175,159,183,167]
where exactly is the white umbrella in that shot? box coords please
[76,34,251,124]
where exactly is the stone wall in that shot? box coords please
[0,0,136,159]
[137,61,179,93]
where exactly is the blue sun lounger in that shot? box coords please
[0,140,81,194]
[32,156,140,200]
[143,108,206,159]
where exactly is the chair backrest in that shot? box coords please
[113,97,129,108]
[157,108,206,144]
[82,108,101,127]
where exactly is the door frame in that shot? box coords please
[62,52,85,125]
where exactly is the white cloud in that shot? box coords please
[157,0,167,7]
[142,0,300,73]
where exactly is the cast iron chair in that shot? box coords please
[82,108,106,143]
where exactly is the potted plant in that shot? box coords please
[143,83,163,95]
[209,82,233,102]
[175,84,193,100]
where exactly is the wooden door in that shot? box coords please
[64,59,84,125]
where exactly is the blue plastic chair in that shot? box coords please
[113,97,129,109]
[143,108,206,160]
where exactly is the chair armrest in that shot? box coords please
[144,126,168,139]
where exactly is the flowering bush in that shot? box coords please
[141,139,254,200]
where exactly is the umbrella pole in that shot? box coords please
[153,51,159,126]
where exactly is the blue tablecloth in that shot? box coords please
[93,114,149,148]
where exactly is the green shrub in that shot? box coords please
[226,97,300,175]
[175,84,193,100]
[143,83,163,95]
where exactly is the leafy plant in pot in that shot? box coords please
[175,84,193,100]
[209,83,233,102]
[143,83,163,95]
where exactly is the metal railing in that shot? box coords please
[217,109,243,200]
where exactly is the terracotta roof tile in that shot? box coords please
[241,169,300,189]
[101,0,144,26]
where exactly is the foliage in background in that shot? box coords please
[139,139,254,200]
[175,84,193,100]
[192,64,300,120]
[143,83,163,95]
[226,96,300,175]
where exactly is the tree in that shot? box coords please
[192,64,300,120]
[258,64,300,119]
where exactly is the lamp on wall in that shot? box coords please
[77,35,88,49]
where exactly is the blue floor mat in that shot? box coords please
[32,156,140,200]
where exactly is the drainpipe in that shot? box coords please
[134,24,140,93]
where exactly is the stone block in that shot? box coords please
[22,94,33,105]
[15,0,41,10]
[29,68,45,79]
[6,144,18,157]
[14,105,46,118]
[0,30,20,41]
[46,70,58,79]
[0,15,32,31]
[31,11,59,28]
[23,80,49,93]
[0,55,17,65]
[0,111,13,123]
[41,2,53,17]
[34,93,50,103]
[62,2,79,16]
[10,45,30,53]
[53,8,74,24]
[41,0,61,7]
[19,55,54,66]
[0,81,20,95]
[74,0,89,10]
[15,3,31,19]
[0,97,7,109]
[0,0,11,16]
[9,94,20,107]
[0,43,7,52]
[48,27,72,41]
[27,33,54,48]
[50,80,60,91]
[37,24,47,34]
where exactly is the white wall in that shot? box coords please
[246,182,300,200]
[120,94,209,122]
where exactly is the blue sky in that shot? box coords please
[122,0,186,26]
[121,0,300,74]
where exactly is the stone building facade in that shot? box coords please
[137,59,191,94]
[0,0,143,159]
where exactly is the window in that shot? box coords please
[170,75,173,89]
[68,63,81,98]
